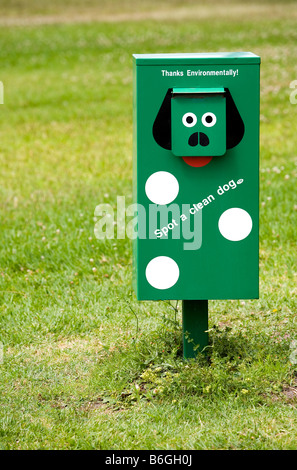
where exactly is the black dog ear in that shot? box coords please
[153,88,172,150]
[225,88,245,149]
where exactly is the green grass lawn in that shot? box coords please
[0,0,297,450]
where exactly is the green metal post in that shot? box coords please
[182,300,208,359]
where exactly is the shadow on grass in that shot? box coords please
[90,322,293,408]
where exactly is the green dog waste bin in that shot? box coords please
[132,52,260,356]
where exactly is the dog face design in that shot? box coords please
[153,88,244,158]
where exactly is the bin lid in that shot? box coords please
[133,52,260,65]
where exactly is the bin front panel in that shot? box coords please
[133,53,260,300]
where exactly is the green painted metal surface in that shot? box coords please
[133,52,260,301]
[172,88,225,94]
[182,300,208,358]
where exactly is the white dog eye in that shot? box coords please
[182,112,197,127]
[202,112,217,127]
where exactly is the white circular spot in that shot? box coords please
[145,256,179,289]
[182,112,197,127]
[145,171,179,205]
[218,208,253,241]
[201,112,217,127]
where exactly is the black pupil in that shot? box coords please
[205,115,213,123]
[186,116,193,124]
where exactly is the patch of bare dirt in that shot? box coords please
[282,385,297,402]
[0,4,296,27]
